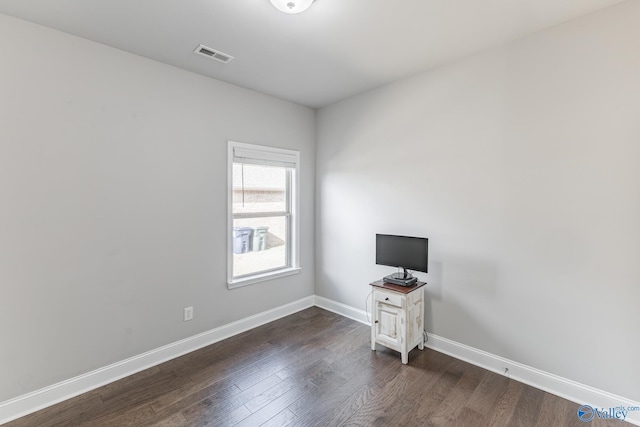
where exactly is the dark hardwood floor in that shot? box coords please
[6,307,619,426]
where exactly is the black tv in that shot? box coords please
[376,234,428,283]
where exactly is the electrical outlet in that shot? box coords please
[183,306,194,322]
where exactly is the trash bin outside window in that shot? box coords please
[233,227,253,254]
[252,226,269,251]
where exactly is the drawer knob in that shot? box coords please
[385,297,389,301]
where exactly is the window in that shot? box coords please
[227,141,300,288]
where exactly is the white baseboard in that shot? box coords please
[425,334,640,425]
[0,296,315,425]
[318,296,640,426]
[313,295,370,325]
[3,295,638,426]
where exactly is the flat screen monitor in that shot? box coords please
[376,234,428,278]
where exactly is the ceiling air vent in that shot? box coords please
[194,44,234,64]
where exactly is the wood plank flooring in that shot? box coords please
[5,307,620,426]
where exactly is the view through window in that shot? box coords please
[232,163,289,277]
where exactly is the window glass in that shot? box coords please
[232,216,288,277]
[232,164,287,214]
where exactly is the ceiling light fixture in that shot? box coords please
[269,0,315,14]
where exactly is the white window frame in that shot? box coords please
[227,141,301,289]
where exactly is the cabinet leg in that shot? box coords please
[418,341,424,350]
[401,352,408,364]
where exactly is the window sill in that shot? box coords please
[228,267,301,289]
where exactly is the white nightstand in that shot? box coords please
[370,280,426,364]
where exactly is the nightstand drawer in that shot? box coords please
[374,291,403,308]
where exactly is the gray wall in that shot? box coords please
[316,1,640,401]
[0,14,315,402]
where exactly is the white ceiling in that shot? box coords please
[0,0,625,108]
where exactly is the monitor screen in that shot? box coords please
[376,234,428,273]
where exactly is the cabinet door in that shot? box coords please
[374,301,402,350]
